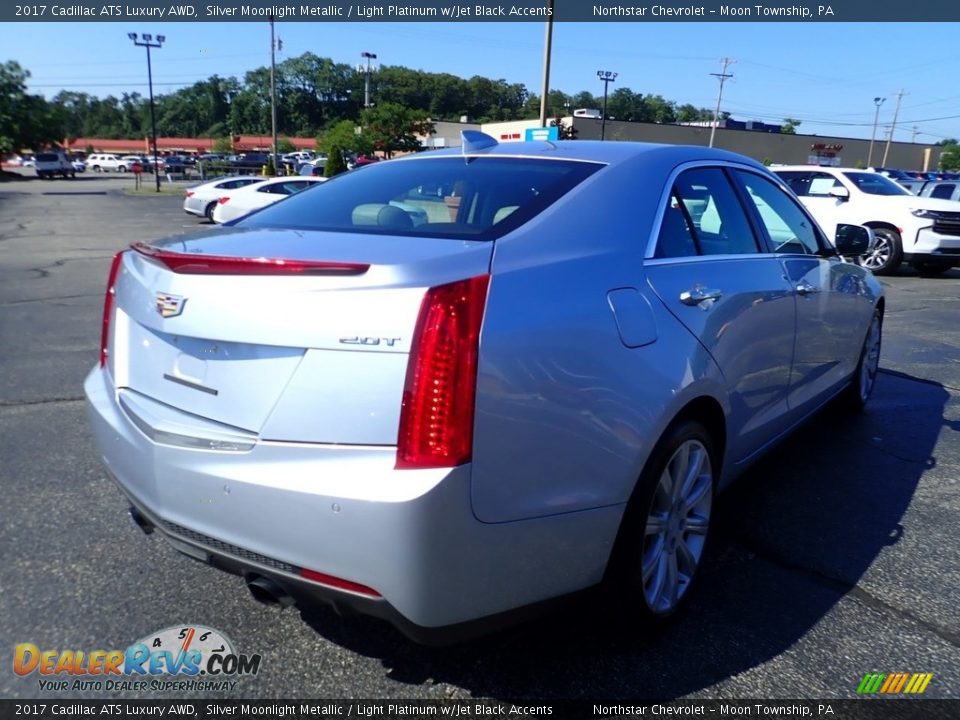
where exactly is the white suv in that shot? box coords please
[86,154,133,172]
[774,166,960,275]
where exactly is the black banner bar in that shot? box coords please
[4,1,960,23]
[0,699,956,720]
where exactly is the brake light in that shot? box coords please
[396,275,490,469]
[299,568,381,598]
[185,190,194,198]
[218,196,230,204]
[130,242,369,275]
[99,251,125,368]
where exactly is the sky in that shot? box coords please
[4,20,960,145]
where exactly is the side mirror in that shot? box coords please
[828,186,850,201]
[835,224,874,256]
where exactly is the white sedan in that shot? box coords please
[183,176,266,222]
[212,176,327,224]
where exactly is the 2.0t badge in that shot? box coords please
[155,292,186,318]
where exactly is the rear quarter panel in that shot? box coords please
[471,154,729,524]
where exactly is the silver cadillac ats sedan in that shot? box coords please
[85,133,883,642]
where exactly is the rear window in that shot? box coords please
[237,156,602,240]
[35,153,59,162]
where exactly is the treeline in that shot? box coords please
[1,53,716,152]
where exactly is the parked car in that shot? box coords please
[229,153,273,172]
[211,176,325,223]
[918,180,960,203]
[183,176,267,221]
[86,154,137,172]
[85,136,883,642]
[34,150,75,179]
[775,165,960,275]
[71,159,87,173]
[298,160,326,177]
[121,155,153,173]
[158,155,191,173]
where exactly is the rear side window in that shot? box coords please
[655,167,759,258]
[238,157,602,240]
[36,153,58,162]
[930,184,956,200]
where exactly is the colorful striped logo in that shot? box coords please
[857,672,933,694]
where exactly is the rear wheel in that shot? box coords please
[860,228,902,275]
[204,202,217,222]
[117,165,127,173]
[608,420,716,623]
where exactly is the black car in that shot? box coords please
[230,153,272,171]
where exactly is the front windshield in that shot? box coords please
[843,172,910,196]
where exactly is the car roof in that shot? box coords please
[401,137,767,171]
[772,166,865,172]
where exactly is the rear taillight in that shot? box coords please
[396,275,490,469]
[185,190,194,198]
[218,196,230,204]
[99,251,125,368]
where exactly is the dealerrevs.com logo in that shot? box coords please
[14,625,261,692]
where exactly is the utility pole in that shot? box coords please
[361,51,377,108]
[269,16,279,176]
[538,0,555,128]
[708,58,734,148]
[881,89,907,167]
[911,126,920,143]
[867,96,885,167]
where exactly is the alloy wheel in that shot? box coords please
[642,439,713,614]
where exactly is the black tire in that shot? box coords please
[838,308,883,413]
[92,166,101,173]
[204,202,217,222]
[859,228,902,275]
[606,419,717,625]
[911,259,953,277]
[117,165,127,173]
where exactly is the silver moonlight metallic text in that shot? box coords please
[85,133,884,642]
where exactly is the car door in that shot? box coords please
[644,166,797,465]
[733,169,870,414]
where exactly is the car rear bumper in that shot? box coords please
[84,366,621,639]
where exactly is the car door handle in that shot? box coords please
[796,280,820,296]
[679,287,723,306]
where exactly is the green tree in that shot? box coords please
[318,120,372,157]
[0,61,63,152]
[277,138,296,153]
[212,136,233,154]
[939,140,960,171]
[782,118,802,134]
[361,103,433,158]
[324,149,348,177]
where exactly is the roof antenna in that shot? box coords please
[461,130,498,159]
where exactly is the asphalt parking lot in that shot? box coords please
[1,172,959,702]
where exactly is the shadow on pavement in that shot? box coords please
[300,371,950,699]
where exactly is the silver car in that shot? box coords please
[84,134,883,642]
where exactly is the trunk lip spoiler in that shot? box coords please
[130,242,370,276]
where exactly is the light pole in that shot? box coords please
[269,16,279,176]
[128,32,164,192]
[597,70,617,141]
[867,96,885,168]
[361,51,377,108]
